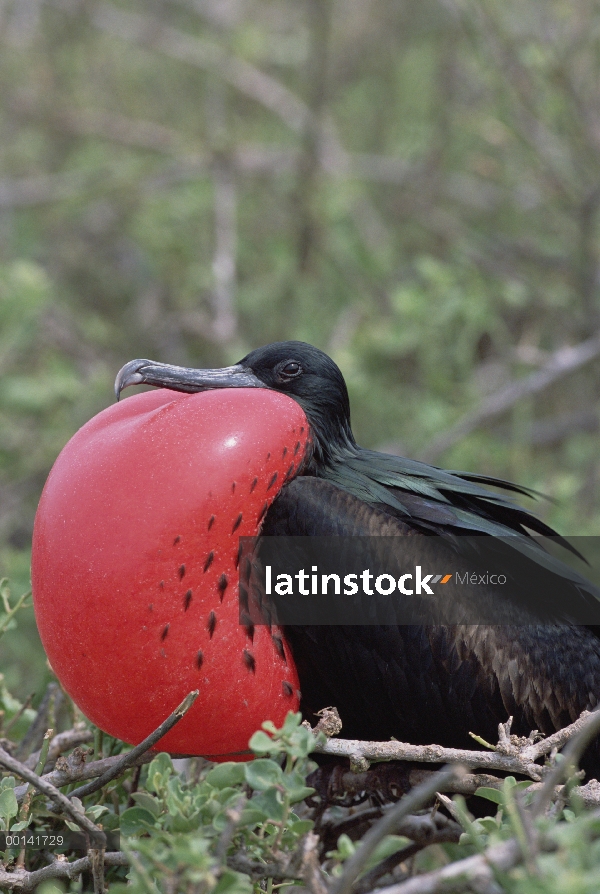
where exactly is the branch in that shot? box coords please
[531,708,600,817]
[314,710,600,783]
[205,75,238,344]
[88,3,369,183]
[455,0,579,202]
[0,851,128,893]
[411,766,600,809]
[298,831,329,894]
[90,3,310,135]
[330,766,463,894]
[314,733,548,780]
[0,172,88,209]
[378,719,600,892]
[226,853,300,882]
[327,806,458,845]
[0,146,417,212]
[0,748,106,849]
[14,749,154,802]
[352,828,461,894]
[67,689,198,800]
[46,727,94,764]
[373,837,526,894]
[420,332,600,461]
[10,95,186,155]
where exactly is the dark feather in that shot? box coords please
[261,477,600,758]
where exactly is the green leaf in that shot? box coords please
[329,833,355,860]
[513,780,533,792]
[168,810,203,834]
[281,712,303,735]
[244,759,283,791]
[240,806,269,826]
[476,818,501,834]
[502,776,518,790]
[205,762,246,789]
[100,812,121,832]
[131,792,162,818]
[364,835,409,873]
[147,753,174,794]
[213,869,253,894]
[0,789,18,824]
[284,785,315,804]
[249,731,279,755]
[86,805,109,820]
[250,788,285,823]
[289,819,314,835]
[120,807,157,836]
[474,786,504,804]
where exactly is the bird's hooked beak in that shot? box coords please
[114,359,264,400]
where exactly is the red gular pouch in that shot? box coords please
[32,388,310,760]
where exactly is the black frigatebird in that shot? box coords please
[115,341,600,761]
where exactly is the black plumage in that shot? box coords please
[115,341,600,768]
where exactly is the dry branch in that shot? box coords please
[0,747,106,849]
[375,837,525,894]
[91,3,310,135]
[315,710,600,783]
[67,689,198,800]
[330,766,463,894]
[420,332,600,461]
[0,851,128,893]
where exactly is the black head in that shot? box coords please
[115,341,355,467]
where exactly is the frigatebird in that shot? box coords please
[115,341,600,761]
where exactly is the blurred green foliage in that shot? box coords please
[2,0,600,699]
[3,5,600,891]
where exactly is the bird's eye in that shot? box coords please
[276,360,302,381]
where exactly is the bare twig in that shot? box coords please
[409,767,600,810]
[0,851,128,893]
[226,853,299,882]
[15,682,59,761]
[352,825,462,894]
[2,696,33,739]
[90,3,310,135]
[45,726,94,764]
[10,94,186,154]
[532,708,600,817]
[330,765,463,894]
[0,172,90,208]
[89,845,106,894]
[14,749,154,801]
[68,689,199,800]
[323,808,460,845]
[315,710,600,783]
[0,748,106,848]
[373,837,527,894]
[299,831,329,894]
[315,733,547,779]
[420,332,600,461]
[205,74,238,344]
[307,706,343,738]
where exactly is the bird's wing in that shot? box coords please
[321,447,598,594]
[259,476,600,752]
[326,447,569,536]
